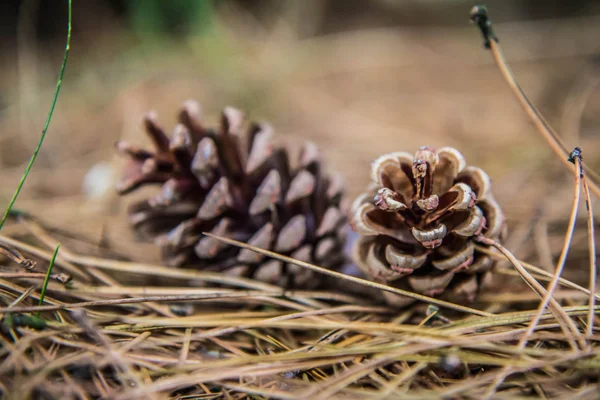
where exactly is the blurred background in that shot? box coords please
[1,0,599,281]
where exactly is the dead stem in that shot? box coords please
[480,151,585,399]
[472,6,600,197]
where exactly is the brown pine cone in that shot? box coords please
[349,146,506,307]
[116,100,346,288]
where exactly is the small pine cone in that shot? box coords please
[116,100,347,288]
[350,146,506,307]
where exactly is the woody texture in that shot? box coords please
[350,146,506,306]
[116,100,346,288]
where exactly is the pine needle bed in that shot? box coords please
[0,213,598,399]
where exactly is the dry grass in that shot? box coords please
[0,211,598,399]
[1,3,599,399]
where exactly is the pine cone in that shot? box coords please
[349,146,506,307]
[116,101,347,288]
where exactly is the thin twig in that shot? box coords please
[470,5,600,197]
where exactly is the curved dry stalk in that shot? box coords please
[475,236,584,351]
[471,6,600,197]
[487,35,600,197]
[516,154,583,349]
[203,232,493,317]
[582,175,597,336]
[480,152,585,399]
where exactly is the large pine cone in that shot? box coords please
[350,146,506,307]
[116,101,346,288]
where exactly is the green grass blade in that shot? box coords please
[0,0,72,232]
[37,243,61,318]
